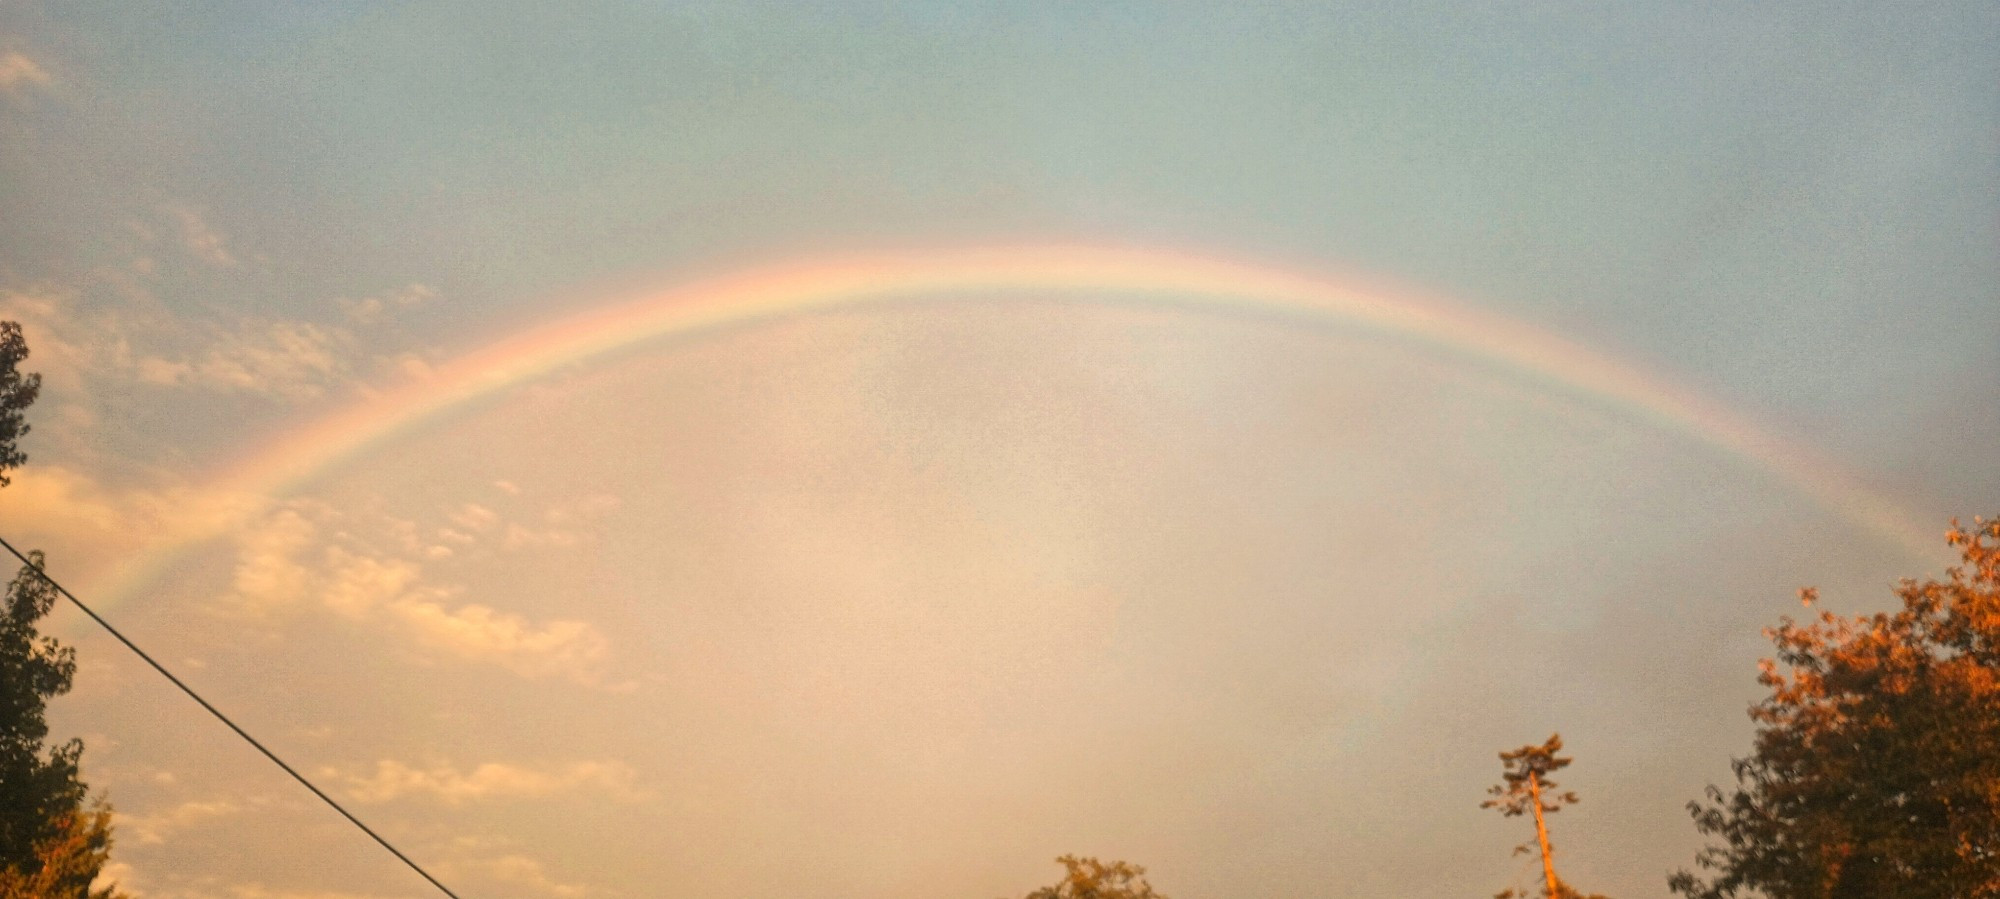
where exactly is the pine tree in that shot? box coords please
[1013,856,1167,899]
[1484,734,1611,899]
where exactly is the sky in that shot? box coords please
[0,2,1996,897]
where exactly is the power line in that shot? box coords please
[0,534,462,899]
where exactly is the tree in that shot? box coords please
[1012,856,1167,899]
[1670,517,2000,899]
[0,321,39,487]
[0,322,126,896]
[1484,734,1610,899]
[0,807,122,899]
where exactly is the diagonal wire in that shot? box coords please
[0,534,462,899]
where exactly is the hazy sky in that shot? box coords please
[2,3,1997,897]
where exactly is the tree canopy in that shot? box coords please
[0,321,38,486]
[1670,517,2000,898]
[0,552,85,875]
[1484,734,1580,820]
[1014,856,1167,899]
[0,322,126,896]
[0,805,122,899]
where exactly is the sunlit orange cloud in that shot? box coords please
[81,244,1937,611]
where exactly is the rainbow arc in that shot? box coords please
[91,245,1937,607]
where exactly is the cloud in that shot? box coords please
[136,319,354,400]
[0,284,131,442]
[331,758,644,805]
[226,885,397,899]
[229,506,319,612]
[383,597,614,683]
[0,51,51,96]
[447,502,499,533]
[2,269,441,407]
[0,465,260,566]
[501,494,621,550]
[116,799,244,846]
[163,205,236,267]
[8,453,625,689]
[473,855,589,898]
[90,861,142,898]
[338,283,436,325]
[429,841,594,898]
[224,501,623,688]
[320,546,425,618]
[100,871,397,899]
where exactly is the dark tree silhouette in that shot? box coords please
[0,322,40,487]
[0,321,127,897]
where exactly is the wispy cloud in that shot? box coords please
[0,283,134,448]
[90,862,137,897]
[134,282,440,400]
[338,283,435,325]
[0,466,259,565]
[1,455,625,691]
[136,320,353,400]
[116,798,247,846]
[1,274,442,407]
[225,501,624,689]
[472,855,590,898]
[384,598,613,683]
[0,51,51,96]
[504,494,621,550]
[330,758,645,805]
[226,885,399,899]
[229,505,320,612]
[432,496,623,552]
[162,205,236,267]
[92,873,394,899]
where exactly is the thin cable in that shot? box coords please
[0,534,462,899]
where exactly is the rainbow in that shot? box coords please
[93,244,1937,605]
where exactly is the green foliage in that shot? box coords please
[1670,518,2000,898]
[0,321,39,487]
[1014,856,1167,899]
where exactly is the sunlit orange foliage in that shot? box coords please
[1014,856,1167,899]
[1672,517,2000,898]
[0,805,126,899]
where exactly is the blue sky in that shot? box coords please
[2,3,1996,897]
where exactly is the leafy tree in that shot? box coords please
[0,322,126,896]
[0,807,121,899]
[1670,517,2000,898]
[0,321,39,486]
[1484,734,1610,899]
[1013,856,1167,899]
[1,554,85,866]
